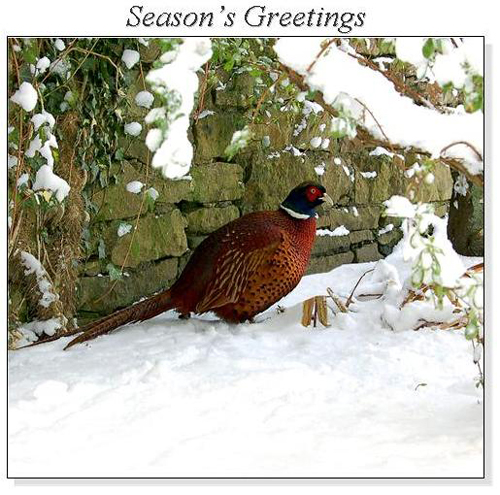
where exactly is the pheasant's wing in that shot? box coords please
[194,228,285,314]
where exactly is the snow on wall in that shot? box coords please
[274,38,483,176]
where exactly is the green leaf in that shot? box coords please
[106,263,123,281]
[98,238,106,260]
[422,39,435,59]
[223,58,235,71]
[114,148,125,160]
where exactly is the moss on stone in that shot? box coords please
[77,257,178,315]
[307,251,355,275]
[109,209,187,268]
[190,162,244,202]
[186,205,240,235]
[354,243,383,263]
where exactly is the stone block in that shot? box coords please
[410,163,453,203]
[307,251,355,275]
[194,110,247,162]
[77,257,178,315]
[318,206,382,231]
[354,160,406,204]
[354,243,383,263]
[312,229,373,257]
[215,72,257,108]
[108,209,187,268]
[186,205,240,234]
[93,161,192,221]
[190,162,244,203]
[377,228,403,246]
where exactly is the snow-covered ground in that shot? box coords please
[8,251,483,478]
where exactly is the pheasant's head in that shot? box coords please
[280,182,333,219]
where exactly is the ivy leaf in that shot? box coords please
[224,58,235,71]
[115,148,125,161]
[422,39,435,59]
[98,238,106,260]
[106,263,123,281]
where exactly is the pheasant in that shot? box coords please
[64,182,333,349]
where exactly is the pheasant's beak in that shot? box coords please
[320,193,334,207]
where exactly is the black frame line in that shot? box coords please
[5,35,487,482]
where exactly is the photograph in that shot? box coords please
[7,35,485,479]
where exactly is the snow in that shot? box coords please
[198,109,215,119]
[26,136,40,158]
[146,187,159,200]
[145,107,166,124]
[126,180,144,194]
[31,110,55,131]
[385,199,467,289]
[8,154,18,169]
[50,58,70,78]
[32,164,70,202]
[274,38,483,176]
[34,56,51,75]
[378,223,395,235]
[117,223,133,237]
[121,49,140,69]
[145,128,163,152]
[8,253,483,477]
[425,172,435,184]
[17,173,29,187]
[316,225,350,237]
[54,38,65,51]
[135,90,154,109]
[19,251,58,310]
[310,136,322,148]
[19,318,64,340]
[314,163,326,176]
[395,37,429,77]
[146,38,212,179]
[454,173,469,196]
[361,171,377,179]
[124,121,142,136]
[384,195,416,218]
[370,146,394,158]
[10,82,38,112]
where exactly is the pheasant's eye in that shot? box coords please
[310,188,317,195]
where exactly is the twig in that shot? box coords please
[306,38,336,73]
[440,141,483,162]
[326,288,347,312]
[193,61,211,122]
[345,269,375,307]
[345,49,438,111]
[356,293,383,299]
[251,71,286,124]
[353,97,397,158]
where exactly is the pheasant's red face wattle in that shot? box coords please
[306,186,322,203]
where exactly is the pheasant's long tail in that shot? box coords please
[64,290,174,350]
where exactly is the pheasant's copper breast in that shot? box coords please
[170,209,317,322]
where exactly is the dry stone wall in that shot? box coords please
[77,71,453,322]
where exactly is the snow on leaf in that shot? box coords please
[10,82,38,112]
